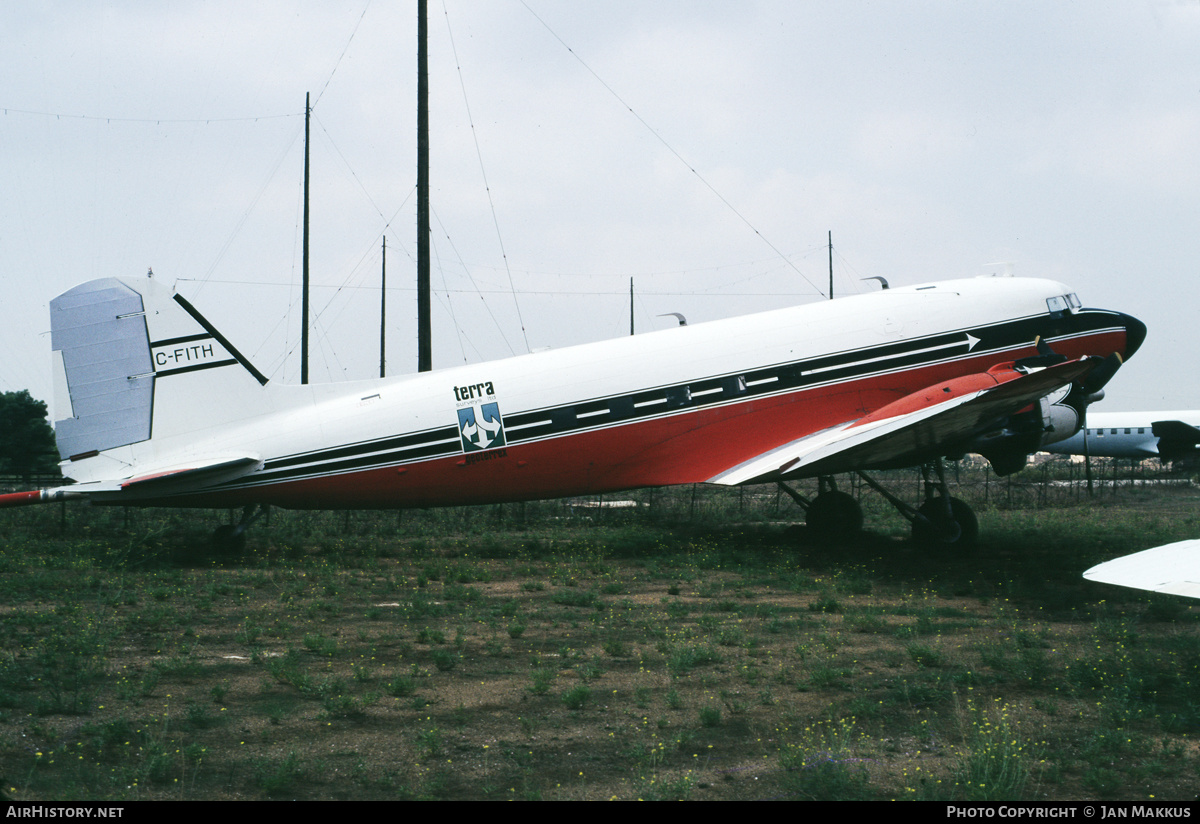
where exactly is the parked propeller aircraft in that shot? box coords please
[0,274,1144,547]
[1044,411,1200,463]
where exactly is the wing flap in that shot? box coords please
[709,358,1097,486]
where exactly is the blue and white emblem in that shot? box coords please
[457,401,506,452]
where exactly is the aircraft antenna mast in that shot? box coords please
[302,91,312,385]
[416,0,432,372]
[630,278,634,335]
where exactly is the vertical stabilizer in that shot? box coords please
[51,277,271,470]
[51,279,154,459]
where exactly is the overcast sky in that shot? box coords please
[2,1,1198,413]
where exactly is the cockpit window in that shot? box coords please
[1047,294,1080,315]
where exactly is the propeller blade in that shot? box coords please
[1016,336,1068,369]
[1035,336,1059,359]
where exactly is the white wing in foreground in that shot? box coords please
[1083,540,1200,599]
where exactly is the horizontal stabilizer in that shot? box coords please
[1083,540,1200,599]
[118,456,264,498]
[709,358,1097,486]
[0,456,262,508]
[1150,421,1200,442]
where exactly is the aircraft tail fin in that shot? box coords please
[51,277,270,466]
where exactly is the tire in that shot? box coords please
[911,497,978,548]
[806,490,863,538]
[211,524,247,553]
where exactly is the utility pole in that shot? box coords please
[302,91,311,384]
[416,0,432,372]
[380,235,387,378]
[828,230,833,300]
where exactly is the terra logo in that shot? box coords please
[457,401,506,452]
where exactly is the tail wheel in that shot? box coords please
[912,497,978,548]
[211,524,247,553]
[806,490,863,538]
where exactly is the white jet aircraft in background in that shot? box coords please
[0,274,1144,547]
[1044,411,1200,463]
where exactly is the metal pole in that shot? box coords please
[828,230,833,300]
[302,92,311,384]
[417,0,432,372]
[380,235,387,378]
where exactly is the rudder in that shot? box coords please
[51,276,269,463]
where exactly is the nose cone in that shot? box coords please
[1119,312,1147,360]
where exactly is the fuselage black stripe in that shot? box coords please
[212,310,1122,489]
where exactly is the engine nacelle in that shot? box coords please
[958,381,1093,475]
[1038,384,1093,447]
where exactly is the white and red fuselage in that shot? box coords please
[6,275,1143,511]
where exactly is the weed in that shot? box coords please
[667,644,721,676]
[386,675,417,697]
[528,668,555,696]
[949,697,1041,801]
[906,643,943,668]
[252,752,306,796]
[431,650,460,672]
[415,726,442,758]
[779,717,874,800]
[561,684,591,709]
[809,595,841,614]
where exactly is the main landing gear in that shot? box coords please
[777,475,863,539]
[779,459,979,548]
[211,504,268,552]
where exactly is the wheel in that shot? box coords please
[806,490,863,538]
[211,523,247,553]
[911,497,978,548]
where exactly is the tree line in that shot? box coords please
[0,390,60,484]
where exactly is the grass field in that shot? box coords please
[2,464,1199,801]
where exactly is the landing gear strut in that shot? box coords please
[778,460,978,548]
[913,460,978,547]
[853,459,977,548]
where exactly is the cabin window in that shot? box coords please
[1111,429,1118,435]
[1138,428,1145,434]
[1124,428,1131,435]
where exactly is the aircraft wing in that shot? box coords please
[709,358,1098,486]
[1083,540,1200,599]
[0,456,263,508]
